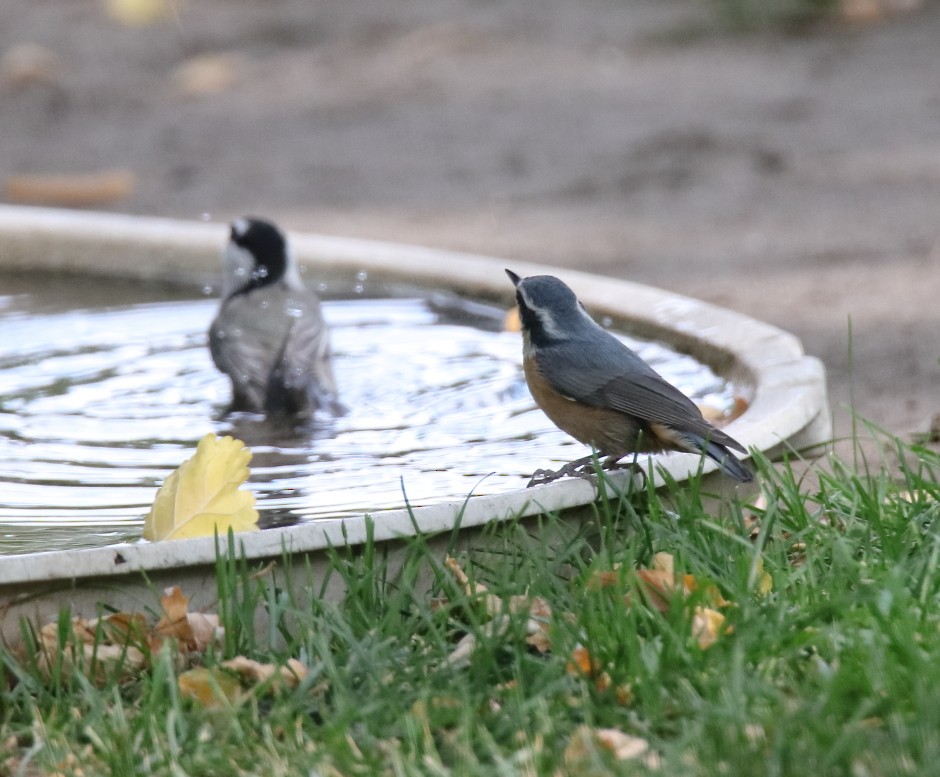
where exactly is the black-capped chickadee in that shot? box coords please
[507,270,752,485]
[209,217,341,419]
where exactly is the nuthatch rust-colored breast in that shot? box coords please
[506,269,752,482]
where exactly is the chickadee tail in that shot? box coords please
[701,440,754,483]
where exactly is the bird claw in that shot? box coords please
[526,456,646,489]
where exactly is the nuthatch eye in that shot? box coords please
[506,269,752,485]
[209,217,341,419]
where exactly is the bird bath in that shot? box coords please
[0,207,830,643]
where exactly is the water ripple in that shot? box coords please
[0,272,738,554]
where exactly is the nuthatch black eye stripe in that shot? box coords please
[506,269,753,485]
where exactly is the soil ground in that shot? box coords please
[2,0,939,451]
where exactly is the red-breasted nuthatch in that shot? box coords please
[209,217,341,419]
[507,269,752,485]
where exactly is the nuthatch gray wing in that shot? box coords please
[209,217,341,419]
[506,270,752,484]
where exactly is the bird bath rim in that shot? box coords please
[0,206,830,595]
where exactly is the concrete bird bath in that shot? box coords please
[0,206,830,643]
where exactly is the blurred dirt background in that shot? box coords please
[2,0,938,449]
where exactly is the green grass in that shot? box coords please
[709,0,839,32]
[3,432,940,776]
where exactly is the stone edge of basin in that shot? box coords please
[0,205,831,587]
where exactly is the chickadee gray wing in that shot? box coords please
[537,335,746,454]
[272,291,340,412]
[209,292,288,411]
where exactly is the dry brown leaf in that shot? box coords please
[35,614,149,684]
[443,555,499,614]
[840,0,922,22]
[585,564,622,591]
[171,53,238,97]
[566,644,602,677]
[442,557,556,662]
[504,306,521,332]
[563,725,657,770]
[630,554,733,649]
[5,169,135,207]
[154,586,221,652]
[221,656,308,691]
[0,43,62,90]
[521,595,552,653]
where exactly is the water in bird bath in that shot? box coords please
[0,268,741,556]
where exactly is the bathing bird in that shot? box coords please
[506,270,752,485]
[209,217,340,419]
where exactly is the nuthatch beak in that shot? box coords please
[507,269,752,485]
[209,217,341,419]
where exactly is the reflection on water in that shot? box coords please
[0,270,738,555]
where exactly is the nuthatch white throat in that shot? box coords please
[506,270,752,485]
[209,217,341,419]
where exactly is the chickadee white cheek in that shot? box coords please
[220,243,256,299]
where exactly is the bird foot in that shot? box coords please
[526,455,642,488]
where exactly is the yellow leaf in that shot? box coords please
[755,557,774,596]
[179,667,242,709]
[102,0,173,26]
[691,606,728,650]
[144,434,258,541]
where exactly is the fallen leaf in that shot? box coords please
[220,656,308,691]
[585,564,622,591]
[171,53,238,98]
[35,613,149,684]
[504,306,521,332]
[441,557,556,663]
[0,43,62,90]
[144,433,258,541]
[102,0,173,26]
[444,554,498,613]
[5,169,135,207]
[154,586,222,652]
[178,667,242,709]
[566,645,602,677]
[840,0,922,23]
[691,607,727,650]
[634,568,677,613]
[754,557,773,596]
[563,725,657,769]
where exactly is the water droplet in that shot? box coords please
[601,316,613,328]
[200,212,212,222]
[202,285,213,296]
[353,283,364,294]
[356,270,368,282]
[317,282,328,293]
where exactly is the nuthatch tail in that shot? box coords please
[209,217,341,419]
[507,270,752,484]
